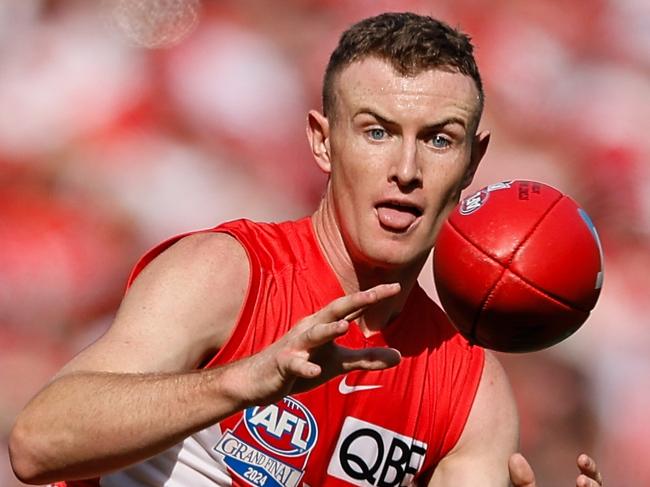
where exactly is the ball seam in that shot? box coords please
[445,193,591,338]
[445,220,590,313]
[467,193,564,322]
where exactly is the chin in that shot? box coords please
[358,237,429,270]
[343,216,433,270]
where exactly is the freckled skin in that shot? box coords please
[317,58,486,275]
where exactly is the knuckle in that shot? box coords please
[295,316,313,332]
[303,325,316,342]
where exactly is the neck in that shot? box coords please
[311,193,427,334]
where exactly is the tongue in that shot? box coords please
[377,206,417,231]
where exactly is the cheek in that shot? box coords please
[333,143,381,193]
[426,151,472,190]
[421,161,470,222]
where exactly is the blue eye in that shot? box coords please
[368,128,386,140]
[431,134,451,148]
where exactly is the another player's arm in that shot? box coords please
[428,351,604,487]
[9,232,401,485]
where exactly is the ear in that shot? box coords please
[461,130,490,189]
[306,110,332,174]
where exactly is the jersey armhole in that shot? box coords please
[126,230,204,289]
[200,226,261,368]
[440,343,486,456]
[125,225,262,369]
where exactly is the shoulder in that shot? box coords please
[116,232,251,370]
[468,350,518,434]
[452,351,518,452]
[431,351,518,485]
[54,231,253,376]
[428,351,518,485]
[132,230,250,343]
[216,217,315,270]
[131,231,249,298]
[169,230,248,270]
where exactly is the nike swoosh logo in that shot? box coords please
[338,375,382,395]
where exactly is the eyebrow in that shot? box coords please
[353,108,468,131]
[353,108,396,126]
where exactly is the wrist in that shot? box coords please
[207,360,256,412]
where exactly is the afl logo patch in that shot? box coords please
[244,397,318,457]
[214,396,319,487]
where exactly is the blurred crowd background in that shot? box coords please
[1,0,649,485]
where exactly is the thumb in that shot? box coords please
[509,453,537,487]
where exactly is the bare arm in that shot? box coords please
[9,232,250,483]
[9,232,401,484]
[428,350,519,487]
[428,351,604,487]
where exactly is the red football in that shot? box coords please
[433,180,604,353]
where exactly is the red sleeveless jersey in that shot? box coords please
[55,217,484,487]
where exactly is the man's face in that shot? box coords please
[312,57,487,269]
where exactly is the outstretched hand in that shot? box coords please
[229,283,402,406]
[509,452,603,487]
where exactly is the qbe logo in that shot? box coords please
[327,417,427,486]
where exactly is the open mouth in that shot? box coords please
[375,201,423,232]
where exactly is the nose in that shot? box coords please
[389,138,422,189]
